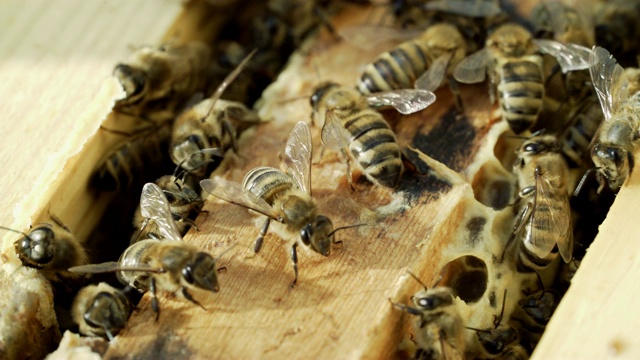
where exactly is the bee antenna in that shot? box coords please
[205,48,257,120]
[573,167,599,197]
[213,243,239,263]
[406,271,429,291]
[466,326,491,333]
[494,289,508,329]
[327,222,370,237]
[132,218,151,243]
[0,226,32,241]
[388,298,423,316]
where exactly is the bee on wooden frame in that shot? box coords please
[510,135,573,272]
[454,23,591,134]
[201,121,360,287]
[583,46,640,193]
[170,49,263,178]
[71,282,133,341]
[390,273,465,360]
[1,215,88,282]
[70,183,221,318]
[310,82,434,189]
[113,41,214,121]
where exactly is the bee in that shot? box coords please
[530,2,594,47]
[453,23,591,134]
[391,279,465,360]
[2,215,87,281]
[71,282,133,341]
[70,183,220,317]
[467,289,528,359]
[558,96,604,169]
[92,120,173,192]
[170,49,262,177]
[356,23,469,98]
[518,290,558,327]
[201,122,357,287]
[586,46,640,193]
[131,175,203,243]
[593,0,640,65]
[113,41,213,120]
[511,135,573,271]
[310,82,434,188]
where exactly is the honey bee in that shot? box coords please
[558,96,604,169]
[531,2,594,47]
[201,122,357,287]
[593,0,640,65]
[518,290,558,327]
[71,282,133,341]
[2,215,87,281]
[453,23,591,134]
[170,49,262,177]
[391,282,465,360]
[132,178,201,243]
[113,41,214,120]
[511,135,573,271]
[92,120,173,192]
[356,23,469,99]
[587,46,640,192]
[310,82,434,188]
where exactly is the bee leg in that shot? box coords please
[499,202,532,263]
[290,243,299,288]
[221,118,239,153]
[181,287,206,311]
[340,149,355,190]
[447,78,464,116]
[150,278,160,321]
[254,218,271,253]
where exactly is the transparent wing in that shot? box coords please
[68,262,162,274]
[365,89,436,114]
[414,52,452,92]
[338,25,422,50]
[200,178,280,220]
[589,46,629,121]
[533,39,590,73]
[285,121,312,195]
[453,49,489,84]
[321,110,352,150]
[422,0,502,17]
[140,183,182,242]
[528,171,572,260]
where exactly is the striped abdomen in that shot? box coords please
[93,122,172,191]
[358,40,429,94]
[560,98,603,167]
[497,57,544,134]
[516,195,564,272]
[243,167,296,205]
[344,109,403,188]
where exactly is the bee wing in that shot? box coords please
[533,39,590,73]
[423,0,502,17]
[528,173,572,260]
[140,183,182,242]
[589,46,629,121]
[453,49,489,84]
[200,178,280,220]
[69,262,163,274]
[338,25,422,50]
[321,110,352,150]
[414,52,453,92]
[285,121,312,195]
[364,89,436,114]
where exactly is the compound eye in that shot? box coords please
[417,297,435,310]
[182,266,195,284]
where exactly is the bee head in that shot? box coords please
[182,252,220,293]
[170,135,209,174]
[83,291,129,339]
[476,326,518,355]
[113,64,148,105]
[310,82,339,111]
[592,143,631,191]
[411,287,454,312]
[14,226,55,268]
[300,215,334,257]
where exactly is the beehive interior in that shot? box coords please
[0,0,628,359]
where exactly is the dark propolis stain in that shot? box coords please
[466,216,487,247]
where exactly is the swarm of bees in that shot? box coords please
[9,0,640,358]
